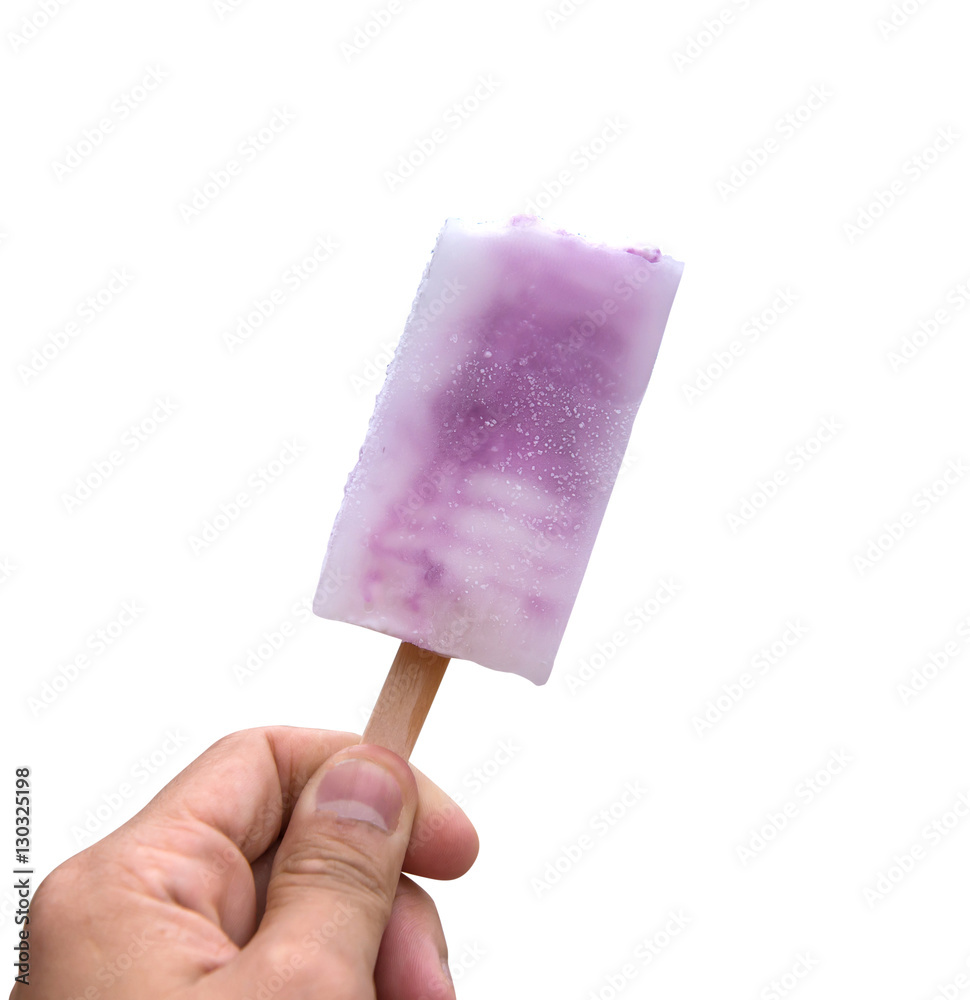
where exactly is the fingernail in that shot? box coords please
[316,758,403,832]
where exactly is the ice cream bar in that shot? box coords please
[314,216,682,687]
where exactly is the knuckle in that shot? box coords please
[27,858,92,942]
[275,840,392,910]
[207,727,267,757]
[31,865,75,916]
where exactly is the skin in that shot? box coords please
[11,727,479,999]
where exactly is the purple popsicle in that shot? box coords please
[314,216,682,684]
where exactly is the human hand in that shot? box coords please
[13,727,478,999]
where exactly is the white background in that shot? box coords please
[3,0,970,995]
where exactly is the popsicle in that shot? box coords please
[314,216,682,755]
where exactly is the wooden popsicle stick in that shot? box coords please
[361,641,450,760]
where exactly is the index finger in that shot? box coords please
[140,727,357,860]
[126,726,478,893]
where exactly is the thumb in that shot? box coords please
[233,745,418,993]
